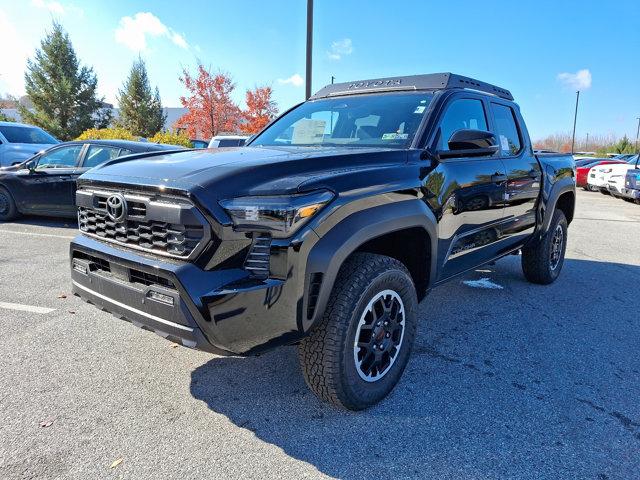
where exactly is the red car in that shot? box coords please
[576,159,627,189]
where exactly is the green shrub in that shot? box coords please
[149,131,192,148]
[76,127,137,141]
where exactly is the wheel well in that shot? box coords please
[556,191,575,224]
[354,227,431,301]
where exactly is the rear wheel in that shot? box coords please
[0,186,18,221]
[298,253,418,410]
[521,209,567,285]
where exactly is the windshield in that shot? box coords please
[0,125,58,144]
[626,155,639,164]
[251,92,433,149]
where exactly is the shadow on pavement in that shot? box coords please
[190,258,640,479]
[4,216,77,229]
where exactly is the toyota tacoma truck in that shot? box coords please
[70,73,575,410]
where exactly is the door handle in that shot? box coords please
[491,173,507,183]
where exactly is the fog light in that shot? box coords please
[147,290,174,306]
[73,260,88,275]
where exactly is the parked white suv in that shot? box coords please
[208,135,251,148]
[587,155,639,194]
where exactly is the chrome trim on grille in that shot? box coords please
[76,188,211,260]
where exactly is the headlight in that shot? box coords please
[219,190,334,238]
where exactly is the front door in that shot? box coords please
[17,144,85,216]
[423,95,508,281]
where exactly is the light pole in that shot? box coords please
[635,117,640,154]
[305,0,313,100]
[571,90,580,154]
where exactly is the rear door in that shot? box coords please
[489,101,542,247]
[17,144,85,215]
[76,144,129,174]
[424,94,508,281]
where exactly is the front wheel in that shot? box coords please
[521,209,568,285]
[0,186,18,221]
[298,253,418,410]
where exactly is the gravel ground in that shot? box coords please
[0,190,639,480]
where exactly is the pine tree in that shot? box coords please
[19,22,110,140]
[116,57,166,138]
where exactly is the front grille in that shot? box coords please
[76,188,211,259]
[78,208,204,256]
[244,234,271,278]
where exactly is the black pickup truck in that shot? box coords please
[70,73,575,410]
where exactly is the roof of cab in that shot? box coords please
[310,72,514,101]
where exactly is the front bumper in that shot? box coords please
[70,233,318,356]
[621,188,640,200]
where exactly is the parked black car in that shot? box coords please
[70,73,576,410]
[0,140,181,220]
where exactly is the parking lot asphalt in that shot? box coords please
[0,190,639,480]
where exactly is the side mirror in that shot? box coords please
[438,129,499,159]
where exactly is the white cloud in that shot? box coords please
[115,12,188,52]
[31,0,65,14]
[327,38,353,60]
[277,73,304,87]
[557,69,592,90]
[170,32,188,49]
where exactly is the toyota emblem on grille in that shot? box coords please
[106,194,127,222]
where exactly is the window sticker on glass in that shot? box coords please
[413,106,426,114]
[382,133,409,140]
[500,135,510,152]
[292,119,326,144]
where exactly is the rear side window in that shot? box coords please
[492,103,522,155]
[0,125,57,144]
[83,145,122,168]
[437,99,488,151]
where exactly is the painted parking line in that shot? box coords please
[0,301,56,314]
[0,229,75,239]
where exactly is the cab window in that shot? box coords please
[436,99,488,151]
[492,103,522,155]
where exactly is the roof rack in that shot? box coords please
[310,72,514,101]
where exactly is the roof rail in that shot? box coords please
[310,72,514,101]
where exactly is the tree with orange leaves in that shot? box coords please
[175,65,241,139]
[241,86,278,134]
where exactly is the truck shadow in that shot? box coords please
[190,257,640,479]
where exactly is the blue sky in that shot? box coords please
[0,0,638,141]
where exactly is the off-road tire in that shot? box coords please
[0,186,18,221]
[298,253,418,410]
[521,209,568,285]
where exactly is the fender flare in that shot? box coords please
[537,177,575,239]
[302,199,438,331]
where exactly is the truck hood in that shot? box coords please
[79,146,408,198]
